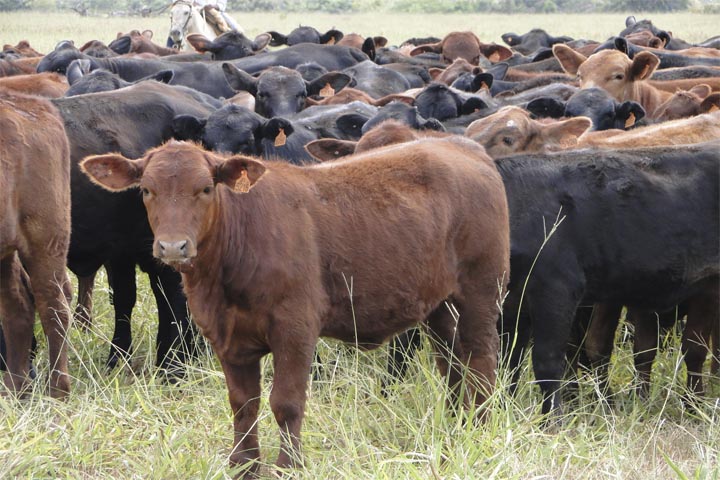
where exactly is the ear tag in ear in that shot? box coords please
[625,112,636,128]
[320,83,335,97]
[327,36,336,45]
[709,104,719,113]
[489,52,500,62]
[480,81,489,91]
[234,170,251,193]
[274,128,287,147]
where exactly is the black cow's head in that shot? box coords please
[414,83,488,121]
[186,31,272,60]
[268,26,344,47]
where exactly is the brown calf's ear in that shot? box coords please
[552,44,586,75]
[80,154,145,192]
[688,84,712,100]
[142,30,153,39]
[630,51,660,81]
[217,156,267,193]
[543,117,593,149]
[479,43,513,62]
[305,138,357,161]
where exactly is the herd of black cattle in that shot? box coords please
[1,13,719,475]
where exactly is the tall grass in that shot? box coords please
[1,268,718,478]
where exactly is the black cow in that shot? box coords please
[221,63,352,117]
[619,16,693,51]
[501,28,573,56]
[414,83,488,121]
[341,60,411,99]
[594,37,720,69]
[360,101,445,134]
[268,26,344,47]
[497,142,719,415]
[527,87,646,131]
[179,31,271,60]
[47,81,218,372]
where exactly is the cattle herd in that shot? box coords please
[0,13,719,477]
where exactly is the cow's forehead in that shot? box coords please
[582,51,630,70]
[144,143,213,180]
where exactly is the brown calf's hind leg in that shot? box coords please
[0,255,36,397]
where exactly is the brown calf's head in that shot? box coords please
[80,141,266,271]
[411,31,512,65]
[464,106,591,157]
[553,44,660,103]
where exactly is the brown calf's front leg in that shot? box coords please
[269,335,316,470]
[220,358,262,478]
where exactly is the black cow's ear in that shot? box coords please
[66,59,93,85]
[222,63,258,94]
[625,15,637,28]
[470,73,494,93]
[616,101,645,128]
[460,97,488,115]
[336,113,368,140]
[141,70,174,84]
[531,47,554,62]
[361,37,376,61]
[268,31,288,47]
[261,118,295,145]
[252,33,272,51]
[108,35,131,55]
[486,62,509,80]
[172,115,207,141]
[526,97,566,119]
[501,32,520,47]
[614,37,630,57]
[320,29,343,45]
[306,72,352,97]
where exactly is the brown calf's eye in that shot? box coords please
[203,186,212,194]
[141,188,150,196]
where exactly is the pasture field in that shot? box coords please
[1,11,720,53]
[1,10,720,480]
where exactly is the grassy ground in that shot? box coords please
[1,10,719,480]
[1,269,718,479]
[0,11,719,54]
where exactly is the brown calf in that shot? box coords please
[81,138,510,476]
[651,84,720,121]
[464,106,591,157]
[410,31,513,65]
[305,87,414,107]
[0,91,72,398]
[553,45,672,118]
[2,40,43,57]
[578,111,720,148]
[0,72,68,98]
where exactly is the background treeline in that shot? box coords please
[3,0,719,14]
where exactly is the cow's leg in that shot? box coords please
[683,281,718,398]
[529,284,582,417]
[630,308,661,397]
[268,325,316,470]
[220,357,262,477]
[382,327,422,396]
[144,263,191,376]
[584,303,623,399]
[712,319,720,376]
[498,291,531,397]
[425,302,466,410]
[74,271,96,330]
[22,252,72,398]
[106,259,136,370]
[0,255,35,396]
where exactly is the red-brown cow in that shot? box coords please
[0,72,68,98]
[411,31,513,65]
[81,138,510,476]
[0,91,72,398]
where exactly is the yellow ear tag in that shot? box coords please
[234,170,251,193]
[480,81,489,91]
[625,112,636,129]
[489,51,500,62]
[274,128,287,147]
[327,36,336,45]
[319,83,335,97]
[709,104,719,113]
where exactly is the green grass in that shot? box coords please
[1,11,719,54]
[1,269,719,479]
[1,10,719,479]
